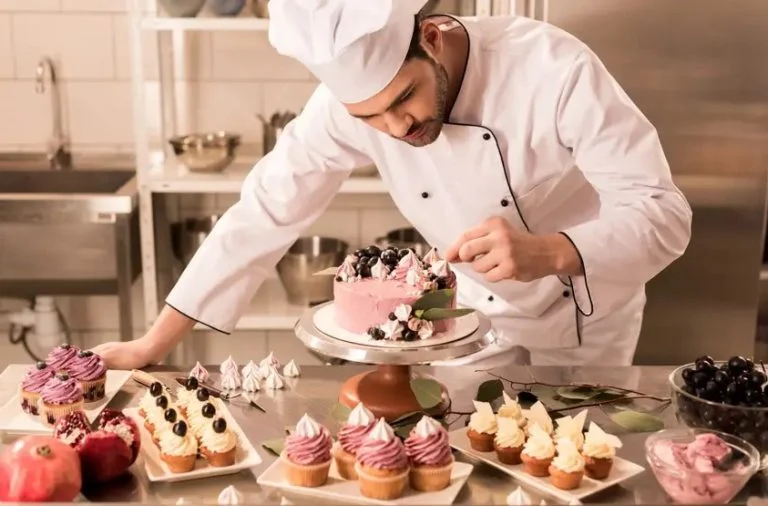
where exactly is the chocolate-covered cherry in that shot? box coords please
[35,361,47,370]
[196,388,210,402]
[185,376,199,390]
[156,395,169,409]
[173,421,188,437]
[202,402,216,418]
[149,381,163,396]
[212,418,227,433]
[164,408,177,423]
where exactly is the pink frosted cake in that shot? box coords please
[333,246,465,342]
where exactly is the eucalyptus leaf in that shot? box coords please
[610,410,664,432]
[261,438,284,456]
[412,289,455,311]
[328,402,352,422]
[475,379,504,403]
[556,386,603,400]
[516,390,539,407]
[592,390,627,402]
[390,411,426,426]
[420,307,475,321]
[411,378,442,409]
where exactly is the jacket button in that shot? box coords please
[562,290,570,298]
[500,198,509,207]
[482,133,491,140]
[421,191,429,199]
[487,295,494,302]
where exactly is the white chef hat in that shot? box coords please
[268,0,429,104]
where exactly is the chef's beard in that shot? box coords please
[401,60,449,147]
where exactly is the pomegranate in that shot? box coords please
[78,430,133,483]
[98,409,141,465]
[0,435,82,502]
[53,411,92,449]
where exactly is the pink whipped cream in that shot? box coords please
[68,352,107,381]
[21,363,54,393]
[46,345,79,372]
[41,374,83,405]
[356,435,409,470]
[651,433,750,504]
[338,421,375,455]
[285,428,333,465]
[405,425,452,466]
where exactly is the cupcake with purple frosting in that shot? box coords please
[67,350,107,403]
[19,361,55,416]
[45,343,80,373]
[39,371,84,426]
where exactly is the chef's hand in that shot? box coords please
[444,217,582,282]
[90,338,156,370]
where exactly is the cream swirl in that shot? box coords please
[21,362,54,392]
[283,360,301,378]
[259,352,281,376]
[139,389,161,413]
[397,250,420,270]
[241,360,260,379]
[405,416,452,466]
[219,355,238,375]
[430,259,451,278]
[552,438,585,473]
[264,368,284,389]
[495,416,525,449]
[220,369,241,390]
[285,414,332,465]
[189,361,209,383]
[406,267,430,288]
[45,345,79,372]
[498,391,525,425]
[201,421,237,453]
[159,425,197,456]
[339,404,375,454]
[422,247,441,265]
[522,425,555,460]
[582,422,622,459]
[242,371,261,392]
[370,258,389,280]
[356,418,409,470]
[468,400,497,434]
[41,374,83,405]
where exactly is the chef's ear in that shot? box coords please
[419,20,444,59]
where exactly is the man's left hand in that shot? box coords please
[444,217,582,282]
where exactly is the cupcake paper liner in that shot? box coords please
[281,453,332,488]
[584,456,613,479]
[20,389,41,416]
[355,462,409,501]
[548,465,584,490]
[521,453,552,477]
[39,400,84,427]
[79,376,107,403]
[409,457,454,492]
[161,452,197,473]
[332,443,358,480]
[467,428,495,452]
[202,445,237,467]
[494,441,523,465]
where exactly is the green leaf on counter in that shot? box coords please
[412,289,455,311]
[420,308,475,321]
[394,423,416,440]
[328,402,352,422]
[556,386,603,401]
[610,410,664,432]
[592,389,628,402]
[261,438,284,456]
[475,379,504,403]
[390,411,427,426]
[410,378,442,410]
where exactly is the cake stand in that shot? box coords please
[294,302,494,421]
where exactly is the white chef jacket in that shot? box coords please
[166,15,692,362]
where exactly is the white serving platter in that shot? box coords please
[448,428,645,503]
[124,406,262,483]
[0,369,132,434]
[313,303,479,348]
[257,458,473,506]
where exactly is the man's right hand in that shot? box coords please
[90,338,155,370]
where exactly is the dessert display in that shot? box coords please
[494,416,526,465]
[467,400,498,452]
[548,438,585,490]
[333,402,376,479]
[521,425,556,477]
[404,415,454,492]
[67,350,108,403]
[282,413,333,487]
[19,361,54,415]
[39,371,85,426]
[189,362,210,383]
[355,418,410,500]
[582,422,623,479]
[553,409,588,451]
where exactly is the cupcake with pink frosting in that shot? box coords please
[19,361,55,416]
[282,413,333,487]
[355,418,410,500]
[67,350,107,403]
[405,415,454,491]
[39,371,84,426]
[45,343,80,373]
[332,402,376,479]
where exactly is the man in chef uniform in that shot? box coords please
[94,0,692,369]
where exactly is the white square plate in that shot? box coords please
[257,458,474,506]
[124,406,262,483]
[448,428,645,503]
[0,369,132,434]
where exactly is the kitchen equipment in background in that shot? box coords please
[158,0,206,17]
[276,236,348,306]
[257,111,296,155]
[375,227,431,257]
[168,132,240,173]
[208,0,245,16]
[251,0,269,18]
[170,215,220,268]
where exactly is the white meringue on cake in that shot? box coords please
[283,359,301,378]
[217,485,244,505]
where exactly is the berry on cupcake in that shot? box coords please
[45,343,79,373]
[67,350,107,403]
[355,418,410,500]
[39,371,85,426]
[404,415,454,492]
[548,438,586,490]
[582,422,622,479]
[19,361,54,415]
[520,424,555,477]
[467,400,497,452]
[494,416,526,465]
[138,381,165,417]
[333,402,376,480]
[553,409,588,451]
[282,414,333,487]
[200,417,237,467]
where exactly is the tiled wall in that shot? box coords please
[0,0,413,366]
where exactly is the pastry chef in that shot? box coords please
[93,0,692,368]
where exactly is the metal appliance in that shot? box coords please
[530,0,768,364]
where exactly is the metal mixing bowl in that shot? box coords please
[168,132,241,173]
[276,236,349,306]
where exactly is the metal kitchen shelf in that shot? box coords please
[141,17,270,32]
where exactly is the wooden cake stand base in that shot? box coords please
[338,364,451,421]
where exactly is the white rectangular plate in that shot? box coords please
[0,369,132,434]
[257,458,473,506]
[448,428,645,502]
[124,406,262,483]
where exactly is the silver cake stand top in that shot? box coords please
[294,302,494,365]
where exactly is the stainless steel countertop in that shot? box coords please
[2,364,768,504]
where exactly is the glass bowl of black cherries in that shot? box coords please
[670,355,768,459]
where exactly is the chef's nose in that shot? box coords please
[383,112,412,139]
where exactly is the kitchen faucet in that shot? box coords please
[35,56,72,170]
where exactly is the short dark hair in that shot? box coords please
[405,13,429,60]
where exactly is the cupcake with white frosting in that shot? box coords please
[521,424,555,477]
[548,438,585,490]
[553,409,588,451]
[159,420,198,473]
[200,416,238,467]
[497,391,526,427]
[494,416,526,465]
[467,400,497,452]
[582,422,622,479]
[523,401,553,436]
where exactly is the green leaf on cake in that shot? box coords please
[419,308,475,321]
[328,402,352,422]
[394,422,416,440]
[410,378,442,410]
[610,410,664,433]
[261,438,284,456]
[475,379,504,403]
[412,289,455,311]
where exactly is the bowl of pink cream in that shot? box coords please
[645,428,759,504]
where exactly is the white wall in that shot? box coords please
[0,0,413,366]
